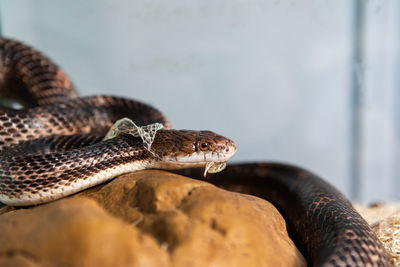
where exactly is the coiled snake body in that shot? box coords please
[0,38,389,266]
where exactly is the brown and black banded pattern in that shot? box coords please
[0,95,171,148]
[0,38,77,106]
[0,37,390,266]
[0,134,150,200]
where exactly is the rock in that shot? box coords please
[0,170,306,267]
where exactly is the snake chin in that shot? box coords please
[151,147,236,172]
[173,150,236,163]
[157,152,234,169]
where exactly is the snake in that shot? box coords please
[0,38,389,266]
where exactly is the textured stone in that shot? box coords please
[0,170,306,267]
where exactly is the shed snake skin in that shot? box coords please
[0,38,389,266]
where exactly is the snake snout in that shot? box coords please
[194,130,236,163]
[214,137,236,161]
[222,138,236,154]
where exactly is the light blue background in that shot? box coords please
[2,0,399,203]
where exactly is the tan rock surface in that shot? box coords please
[0,170,306,267]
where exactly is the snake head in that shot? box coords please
[150,129,236,173]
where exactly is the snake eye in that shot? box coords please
[199,141,209,151]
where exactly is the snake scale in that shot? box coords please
[0,38,389,266]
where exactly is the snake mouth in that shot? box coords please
[174,150,235,164]
[157,148,236,173]
[155,157,229,177]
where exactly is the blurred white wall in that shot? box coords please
[1,0,399,203]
